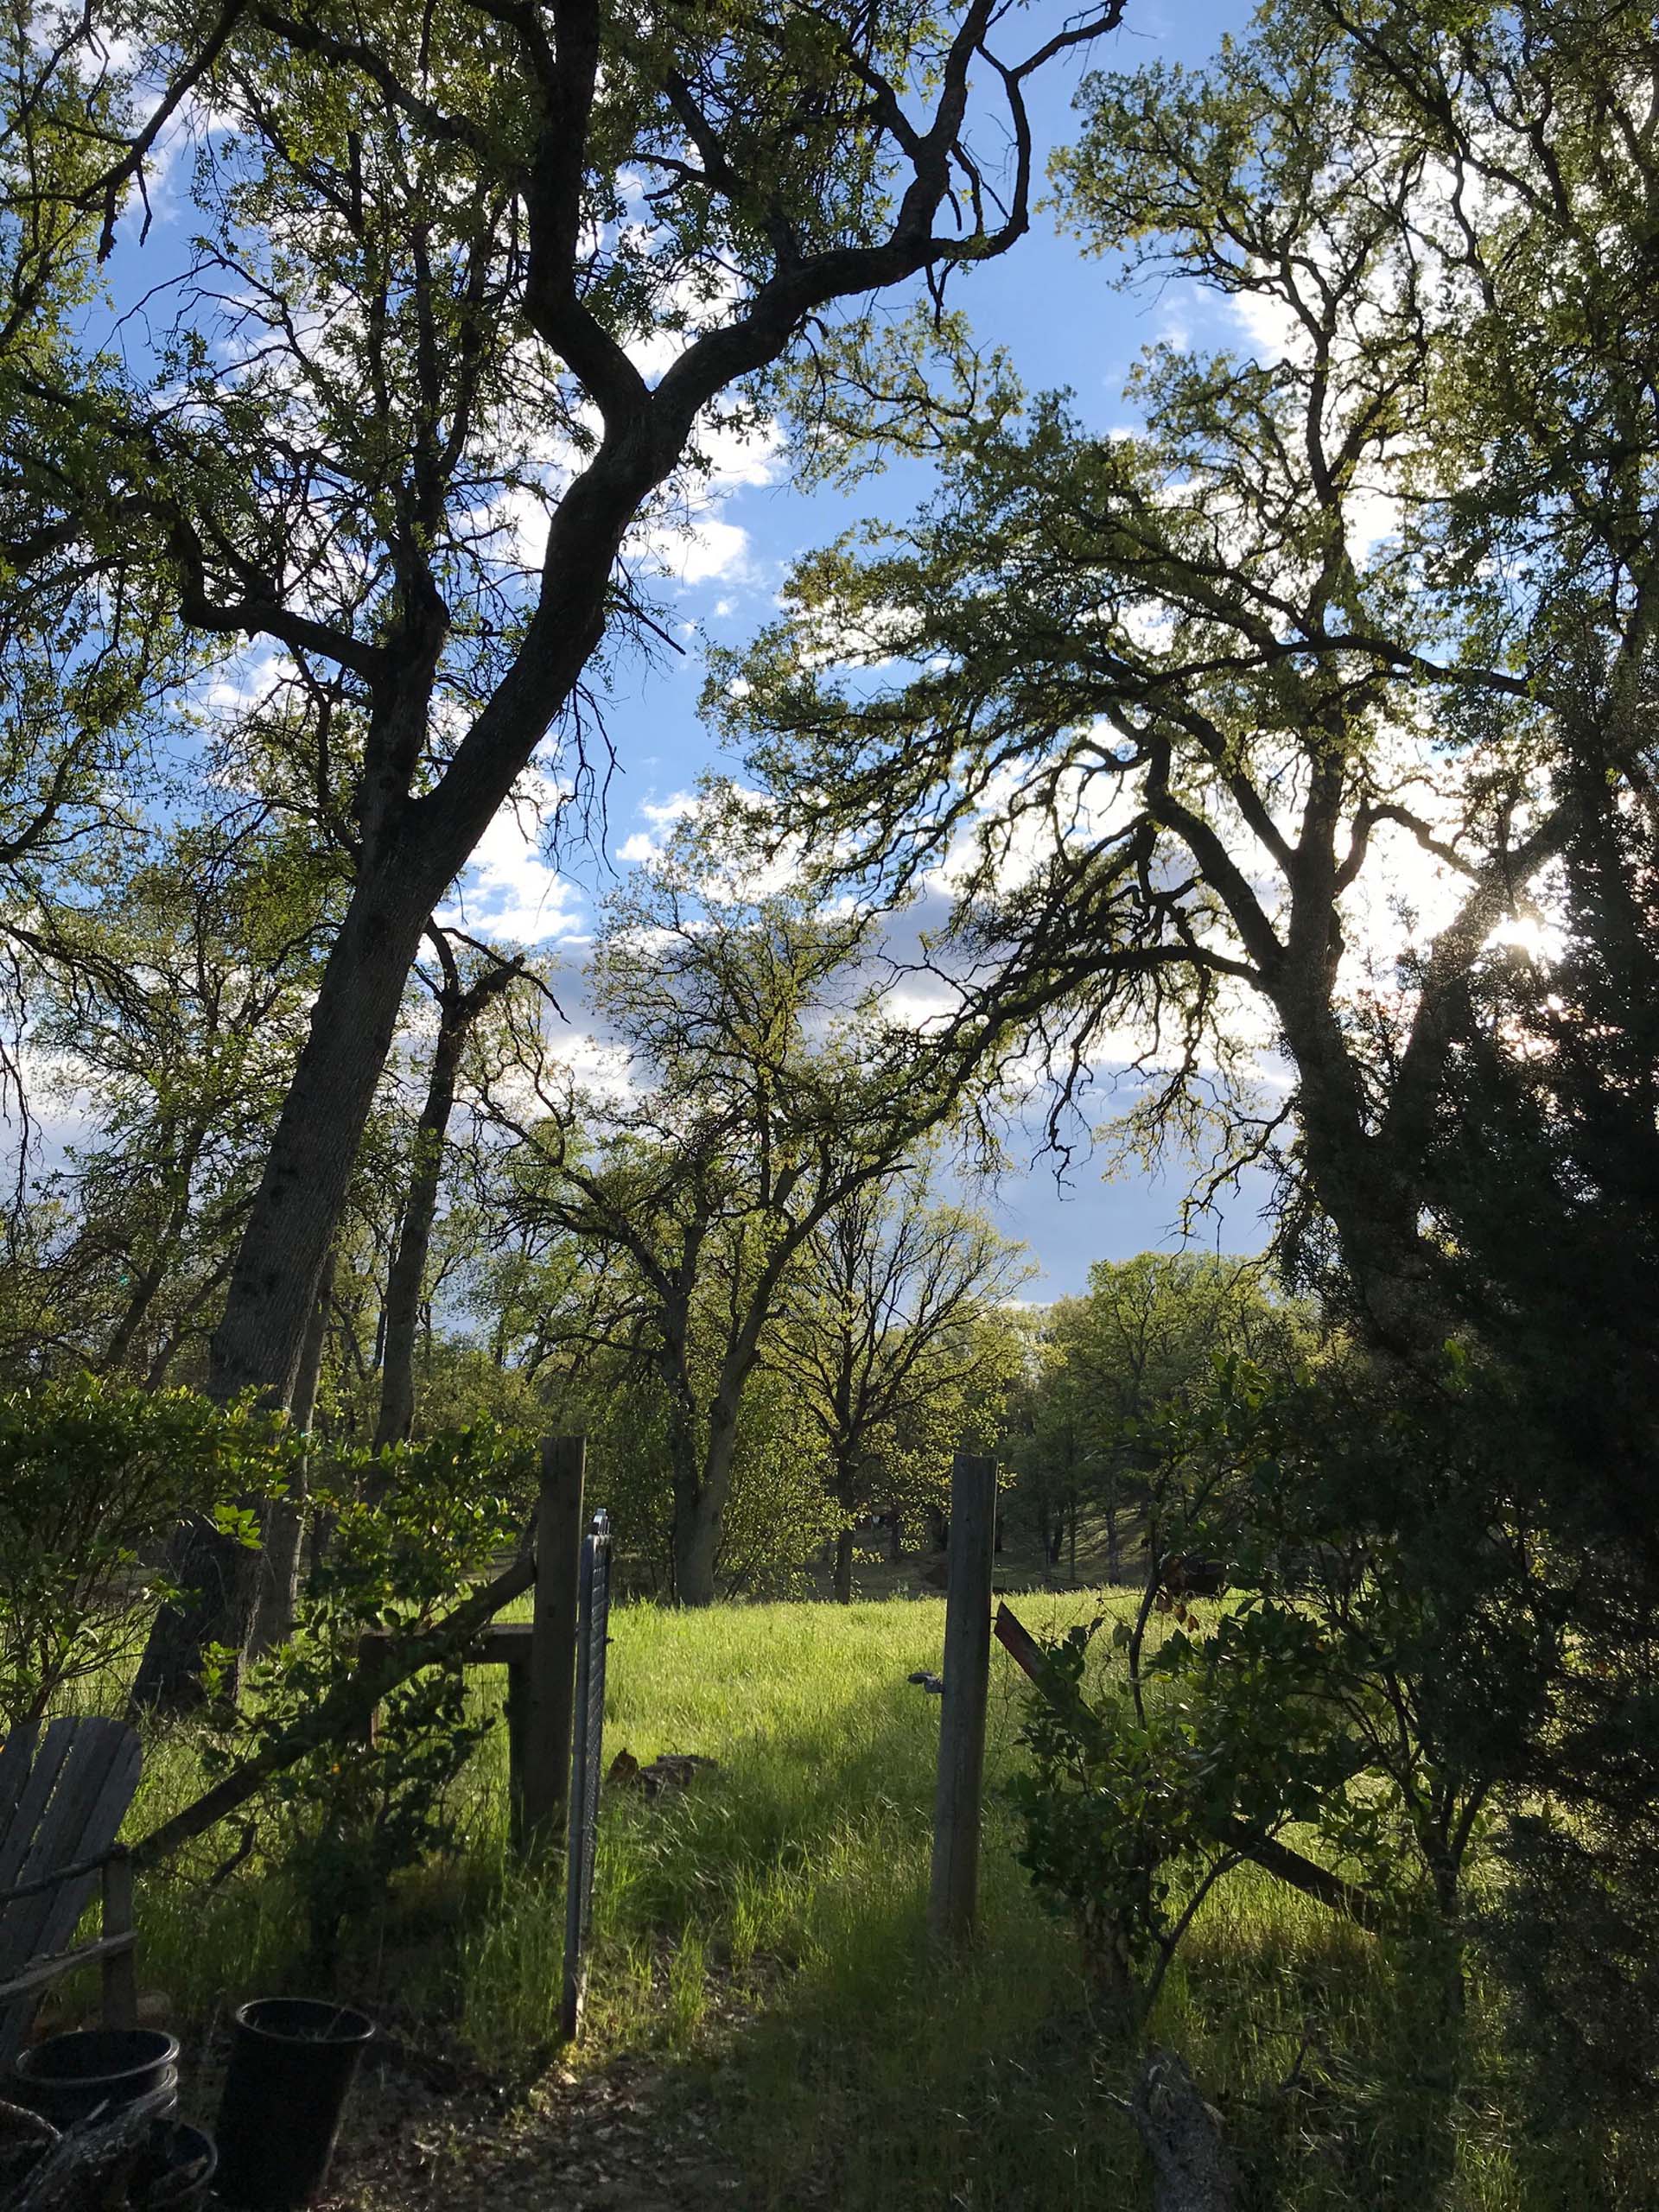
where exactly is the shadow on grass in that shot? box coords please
[444,1676,1639,2212]
[93,1658,1659,2212]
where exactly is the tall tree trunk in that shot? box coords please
[887,1509,903,1562]
[247,1249,335,1659]
[671,1402,741,1607]
[672,1486,721,1607]
[834,1525,855,1604]
[375,939,524,1451]
[375,1035,461,1452]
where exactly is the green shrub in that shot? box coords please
[0,1372,293,1726]
[221,1425,535,1974]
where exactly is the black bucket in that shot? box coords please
[11,2026,180,2126]
[213,1998,375,2210]
[130,2120,218,2212]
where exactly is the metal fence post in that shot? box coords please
[561,1509,613,2041]
[928,1451,997,1949]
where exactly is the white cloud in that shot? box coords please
[614,790,702,867]
[1230,286,1304,364]
[436,770,587,945]
[631,512,752,585]
[695,416,785,493]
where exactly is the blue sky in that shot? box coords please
[531,0,1275,1294]
[60,0,1272,1295]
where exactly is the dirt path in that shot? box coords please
[320,2044,751,2212]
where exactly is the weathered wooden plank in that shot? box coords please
[356,1622,532,1665]
[505,1657,529,1853]
[520,1435,585,1853]
[16,1730,140,1996]
[0,1726,90,1991]
[0,1721,143,2063]
[0,1929,137,2006]
[0,1725,40,1830]
[471,1624,535,1660]
[0,1724,77,1898]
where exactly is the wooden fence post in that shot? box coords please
[99,1849,137,2030]
[928,1450,996,1949]
[513,1433,586,1854]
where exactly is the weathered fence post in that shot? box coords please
[99,1848,137,2030]
[928,1450,997,1949]
[511,1433,586,1855]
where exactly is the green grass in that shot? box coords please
[52,1592,1659,2210]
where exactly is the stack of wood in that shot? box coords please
[0,2082,186,2212]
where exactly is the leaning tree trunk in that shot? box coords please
[132,860,438,1711]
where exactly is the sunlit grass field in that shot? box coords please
[54,1593,1659,2210]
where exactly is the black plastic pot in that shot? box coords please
[11,2027,180,2127]
[213,1999,375,2211]
[130,2120,219,2212]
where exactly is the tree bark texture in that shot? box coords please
[128,1510,258,1715]
[665,1351,746,1605]
[671,1484,721,1609]
[211,861,440,1413]
[375,1042,460,1451]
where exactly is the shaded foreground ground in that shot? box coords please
[52,1593,1659,2210]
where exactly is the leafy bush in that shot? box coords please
[0,1372,294,1726]
[223,1425,536,1971]
[1480,1805,1659,2117]
[1007,1354,1510,2036]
